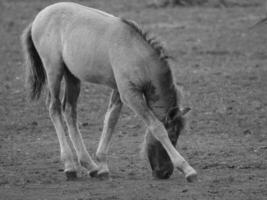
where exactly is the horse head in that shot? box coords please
[144,107,191,179]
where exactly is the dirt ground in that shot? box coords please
[0,0,266,199]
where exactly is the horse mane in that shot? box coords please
[121,18,178,108]
[121,18,171,62]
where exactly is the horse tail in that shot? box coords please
[21,23,46,101]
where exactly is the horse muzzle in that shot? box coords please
[152,164,174,179]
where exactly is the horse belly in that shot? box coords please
[63,39,116,88]
[72,62,115,88]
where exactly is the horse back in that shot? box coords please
[31,2,159,92]
[31,2,123,87]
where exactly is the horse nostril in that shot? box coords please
[161,170,172,179]
[152,169,172,179]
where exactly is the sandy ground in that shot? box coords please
[0,0,266,199]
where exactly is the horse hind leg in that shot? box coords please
[62,69,98,177]
[45,60,77,180]
[121,90,197,182]
[95,90,122,178]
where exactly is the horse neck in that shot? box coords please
[145,62,178,121]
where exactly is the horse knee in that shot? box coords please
[63,102,76,124]
[49,99,62,118]
[148,122,168,140]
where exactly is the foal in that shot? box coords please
[21,2,197,182]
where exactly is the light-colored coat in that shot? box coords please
[22,2,197,181]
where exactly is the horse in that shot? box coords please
[21,2,197,182]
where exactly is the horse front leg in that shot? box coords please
[121,90,197,182]
[95,90,122,178]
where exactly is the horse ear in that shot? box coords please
[166,107,191,122]
[166,107,191,121]
[166,107,179,121]
[181,107,191,116]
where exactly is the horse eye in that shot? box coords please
[168,109,177,120]
[164,120,171,128]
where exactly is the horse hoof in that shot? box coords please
[89,169,110,180]
[185,172,197,183]
[89,169,99,178]
[97,171,110,180]
[65,171,77,181]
